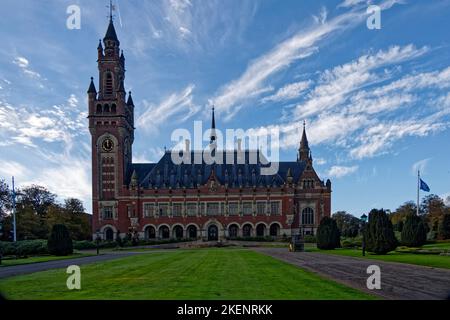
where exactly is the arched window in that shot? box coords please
[145,226,156,240]
[228,224,239,239]
[111,104,117,114]
[187,226,197,239]
[269,224,279,237]
[242,224,252,238]
[301,207,314,225]
[173,226,184,239]
[256,224,266,237]
[159,226,170,239]
[96,104,102,114]
[103,104,110,113]
[105,72,113,95]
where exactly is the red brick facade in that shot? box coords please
[88,19,331,241]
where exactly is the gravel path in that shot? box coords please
[253,248,450,300]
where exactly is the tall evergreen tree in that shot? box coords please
[365,209,398,255]
[316,217,341,250]
[401,213,427,247]
[47,224,73,256]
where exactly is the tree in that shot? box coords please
[0,179,11,219]
[390,201,416,230]
[421,195,446,232]
[18,185,57,216]
[401,214,427,247]
[316,217,341,250]
[64,198,85,215]
[332,211,360,238]
[438,213,450,240]
[48,224,73,256]
[365,209,397,255]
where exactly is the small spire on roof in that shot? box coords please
[87,77,97,94]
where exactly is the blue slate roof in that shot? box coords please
[129,150,307,189]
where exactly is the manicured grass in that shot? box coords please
[0,248,375,300]
[0,253,94,267]
[423,242,450,250]
[308,247,450,269]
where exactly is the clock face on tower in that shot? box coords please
[102,138,114,152]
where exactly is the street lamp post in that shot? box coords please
[95,230,101,255]
[360,214,368,257]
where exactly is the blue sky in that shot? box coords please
[0,0,449,216]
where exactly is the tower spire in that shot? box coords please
[210,106,217,144]
[298,120,310,162]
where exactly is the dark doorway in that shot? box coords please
[105,228,114,241]
[243,224,252,238]
[208,225,218,241]
[145,226,156,239]
[160,226,170,239]
[256,224,266,237]
[270,224,279,237]
[228,224,238,239]
[173,226,184,239]
[187,226,197,239]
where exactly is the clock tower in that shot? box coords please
[88,16,135,234]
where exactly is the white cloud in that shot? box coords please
[294,45,429,119]
[328,165,359,178]
[262,80,312,103]
[338,0,366,8]
[412,158,431,175]
[0,161,29,181]
[137,84,200,133]
[13,56,42,80]
[212,0,400,120]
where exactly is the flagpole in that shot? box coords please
[417,170,420,216]
[12,176,17,242]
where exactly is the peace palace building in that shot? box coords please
[88,18,332,241]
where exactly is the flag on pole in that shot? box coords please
[420,178,430,192]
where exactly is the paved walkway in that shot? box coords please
[253,248,450,300]
[0,252,138,279]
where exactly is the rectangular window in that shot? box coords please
[172,203,183,217]
[158,203,169,217]
[228,202,238,216]
[270,201,281,215]
[206,203,220,216]
[243,202,253,216]
[186,203,197,216]
[143,203,155,218]
[256,202,266,215]
[103,206,113,220]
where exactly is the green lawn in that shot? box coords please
[0,248,375,300]
[0,253,94,267]
[308,247,450,269]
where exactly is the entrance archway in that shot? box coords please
[208,225,218,241]
[144,226,156,240]
[104,227,114,241]
[242,224,252,238]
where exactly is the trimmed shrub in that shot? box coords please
[303,235,317,243]
[438,213,450,240]
[0,240,49,257]
[365,209,398,255]
[316,217,341,250]
[47,224,73,256]
[401,214,427,247]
